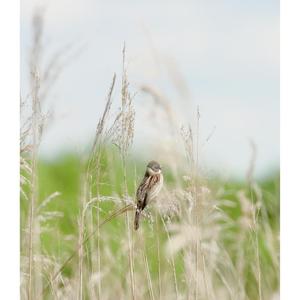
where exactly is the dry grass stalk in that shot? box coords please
[26,11,43,299]
[21,9,81,299]
[21,11,279,300]
[42,46,137,296]
[42,203,134,295]
[117,44,136,299]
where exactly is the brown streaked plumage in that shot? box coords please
[134,161,163,230]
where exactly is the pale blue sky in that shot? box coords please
[21,0,279,178]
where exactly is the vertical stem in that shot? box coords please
[161,217,179,299]
[201,251,209,300]
[96,202,102,298]
[122,154,135,299]
[126,210,136,299]
[251,186,262,300]
[95,147,103,298]
[156,213,162,300]
[27,169,36,300]
[120,43,135,299]
[78,178,87,300]
[143,248,155,300]
[195,241,199,300]
[78,216,83,300]
[27,72,40,300]
[256,231,262,300]
[193,107,200,300]
[96,207,101,298]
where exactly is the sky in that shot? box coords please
[21,0,279,178]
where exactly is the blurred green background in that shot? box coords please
[20,150,279,298]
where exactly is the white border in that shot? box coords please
[0,0,20,298]
[281,0,300,299]
[1,0,298,299]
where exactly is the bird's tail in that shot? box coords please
[134,210,140,230]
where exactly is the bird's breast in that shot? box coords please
[148,174,163,201]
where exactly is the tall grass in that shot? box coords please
[20,11,279,300]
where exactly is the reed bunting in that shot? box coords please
[134,161,163,230]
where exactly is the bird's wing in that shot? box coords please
[136,176,150,210]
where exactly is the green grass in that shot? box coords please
[20,151,279,299]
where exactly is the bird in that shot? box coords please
[134,160,163,230]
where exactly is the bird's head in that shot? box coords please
[146,160,162,175]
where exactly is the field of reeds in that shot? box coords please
[20,12,279,300]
